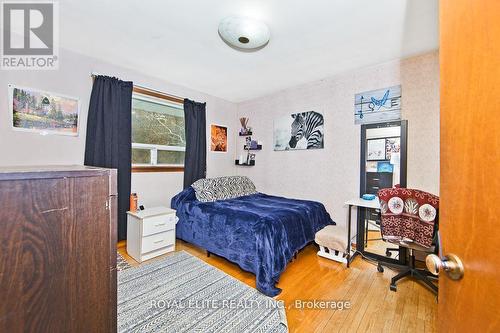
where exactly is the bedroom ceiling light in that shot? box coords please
[218,16,270,51]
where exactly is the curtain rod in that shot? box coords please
[90,72,185,102]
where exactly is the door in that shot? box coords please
[439,0,500,331]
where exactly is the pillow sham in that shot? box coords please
[191,176,257,202]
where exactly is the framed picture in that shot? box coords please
[273,111,324,151]
[385,137,401,160]
[354,85,401,124]
[377,161,394,173]
[367,138,386,161]
[9,84,80,136]
[366,161,378,172]
[210,124,228,152]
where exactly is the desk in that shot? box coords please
[345,197,380,210]
[344,198,381,267]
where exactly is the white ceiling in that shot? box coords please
[61,0,438,102]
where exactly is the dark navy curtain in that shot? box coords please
[84,75,133,241]
[183,99,206,188]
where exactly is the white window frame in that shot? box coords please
[132,143,185,167]
[132,92,185,168]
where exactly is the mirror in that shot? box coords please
[358,121,407,263]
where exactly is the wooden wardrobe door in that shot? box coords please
[0,173,115,332]
[71,174,115,332]
[0,177,73,332]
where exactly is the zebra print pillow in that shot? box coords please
[191,176,257,202]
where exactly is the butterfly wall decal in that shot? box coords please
[354,85,401,124]
[370,89,390,110]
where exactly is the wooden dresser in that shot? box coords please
[0,166,117,332]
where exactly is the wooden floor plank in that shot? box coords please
[355,268,392,332]
[117,241,437,332]
[320,264,372,332]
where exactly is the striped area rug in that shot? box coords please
[118,251,288,333]
[117,252,132,271]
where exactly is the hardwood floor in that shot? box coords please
[365,230,399,259]
[117,241,437,333]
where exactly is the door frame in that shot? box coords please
[357,120,408,264]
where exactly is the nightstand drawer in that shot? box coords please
[142,230,175,254]
[142,214,176,236]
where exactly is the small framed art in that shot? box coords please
[210,124,228,152]
[366,138,386,161]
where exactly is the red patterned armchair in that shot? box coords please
[376,188,439,294]
[378,188,439,248]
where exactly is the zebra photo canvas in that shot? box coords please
[273,111,324,151]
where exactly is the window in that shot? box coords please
[131,87,185,172]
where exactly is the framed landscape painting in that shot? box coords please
[210,124,228,152]
[9,85,80,136]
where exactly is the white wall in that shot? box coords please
[236,52,440,230]
[0,47,237,208]
[0,48,439,226]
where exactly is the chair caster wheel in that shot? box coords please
[390,284,397,292]
[377,263,384,273]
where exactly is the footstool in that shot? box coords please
[315,225,350,265]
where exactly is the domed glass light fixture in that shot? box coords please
[218,16,270,51]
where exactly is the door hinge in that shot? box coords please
[105,200,109,210]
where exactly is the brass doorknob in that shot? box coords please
[426,253,464,280]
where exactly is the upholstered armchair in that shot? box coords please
[376,188,439,294]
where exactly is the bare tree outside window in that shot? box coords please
[131,90,185,168]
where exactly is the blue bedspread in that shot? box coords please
[171,187,335,296]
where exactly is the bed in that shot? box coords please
[171,176,335,296]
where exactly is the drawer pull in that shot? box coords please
[154,223,166,227]
[153,239,164,244]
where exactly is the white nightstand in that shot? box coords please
[126,206,177,263]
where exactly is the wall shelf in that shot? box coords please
[235,159,255,166]
[243,145,262,151]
